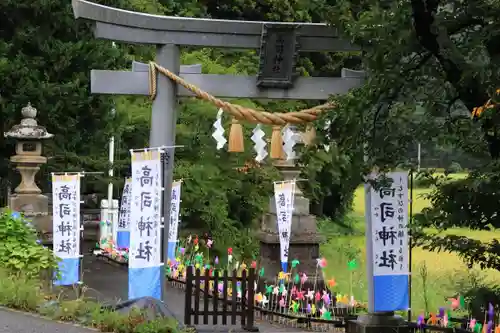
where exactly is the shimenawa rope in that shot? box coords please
[148,62,329,154]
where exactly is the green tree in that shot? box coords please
[319,0,500,268]
[0,0,133,197]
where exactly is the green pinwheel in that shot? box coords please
[347,259,358,271]
[259,267,265,277]
[294,274,300,284]
[265,285,273,295]
[459,295,465,309]
[322,311,332,320]
[291,259,300,268]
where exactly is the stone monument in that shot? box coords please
[5,103,53,240]
[257,127,324,287]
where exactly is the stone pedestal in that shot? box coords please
[347,312,408,333]
[257,158,325,288]
[9,194,51,235]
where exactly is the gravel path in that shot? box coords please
[0,308,94,333]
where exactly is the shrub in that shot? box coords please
[0,210,59,278]
[452,270,500,319]
[413,174,435,188]
[445,162,463,174]
[0,266,185,333]
[0,268,43,311]
[0,211,185,333]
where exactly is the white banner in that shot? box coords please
[52,174,81,259]
[273,181,295,264]
[118,178,132,232]
[129,150,162,269]
[168,181,182,243]
[370,171,409,276]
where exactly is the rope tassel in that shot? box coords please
[228,118,244,153]
[270,126,284,159]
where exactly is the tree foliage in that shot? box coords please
[0,0,134,197]
[12,0,500,262]
[317,0,500,269]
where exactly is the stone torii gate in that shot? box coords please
[72,0,364,300]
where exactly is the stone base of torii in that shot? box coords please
[257,158,325,290]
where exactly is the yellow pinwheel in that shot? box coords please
[255,293,263,304]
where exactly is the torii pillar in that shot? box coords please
[71,0,364,304]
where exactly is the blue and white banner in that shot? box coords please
[129,150,162,300]
[167,181,181,261]
[370,171,409,311]
[117,178,132,249]
[273,180,295,273]
[52,174,81,286]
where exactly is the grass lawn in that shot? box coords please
[320,173,500,315]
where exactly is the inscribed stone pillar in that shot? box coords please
[257,128,324,288]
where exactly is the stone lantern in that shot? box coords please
[257,126,325,289]
[5,103,53,237]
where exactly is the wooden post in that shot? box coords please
[184,266,193,326]
[213,269,219,325]
[244,268,258,332]
[222,269,228,325]
[194,268,200,325]
[240,269,247,328]
[202,268,210,324]
[231,270,238,325]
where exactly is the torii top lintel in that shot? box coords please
[72,0,359,52]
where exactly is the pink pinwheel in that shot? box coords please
[315,291,321,302]
[296,290,305,301]
[291,286,297,296]
[300,273,308,284]
[306,289,314,300]
[449,297,459,310]
[469,319,477,330]
[207,239,213,248]
[322,293,330,306]
[279,297,286,308]
[316,258,327,268]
